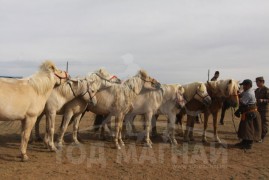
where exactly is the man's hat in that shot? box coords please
[240,79,252,86]
[255,76,265,82]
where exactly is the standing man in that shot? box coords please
[255,76,269,142]
[234,79,261,150]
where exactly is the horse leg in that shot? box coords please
[20,117,37,162]
[183,115,192,142]
[176,112,184,137]
[35,112,43,141]
[144,112,153,148]
[151,114,158,137]
[189,116,195,141]
[57,111,73,148]
[202,112,209,143]
[213,112,221,143]
[118,115,125,147]
[72,113,83,145]
[114,114,121,150]
[168,113,178,145]
[45,111,57,151]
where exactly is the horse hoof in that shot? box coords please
[145,143,152,148]
[49,146,58,152]
[21,154,29,162]
[72,141,81,146]
[116,146,121,150]
[172,139,178,145]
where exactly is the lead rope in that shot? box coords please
[231,107,239,139]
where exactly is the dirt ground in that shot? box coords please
[0,109,269,180]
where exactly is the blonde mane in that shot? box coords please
[182,82,206,101]
[28,60,56,95]
[207,79,239,97]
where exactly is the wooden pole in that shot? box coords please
[207,69,210,81]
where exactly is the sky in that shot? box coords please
[0,0,269,85]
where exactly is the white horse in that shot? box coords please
[33,68,120,151]
[0,60,68,161]
[131,82,212,143]
[70,70,161,149]
[55,70,121,148]
[123,84,186,147]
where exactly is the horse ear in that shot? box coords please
[178,86,185,94]
[228,79,232,84]
[139,69,148,78]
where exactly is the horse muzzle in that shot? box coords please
[202,96,212,106]
[88,98,97,107]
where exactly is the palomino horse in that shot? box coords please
[123,84,186,147]
[32,68,120,151]
[177,79,239,143]
[83,70,161,149]
[0,60,68,161]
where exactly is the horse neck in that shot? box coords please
[28,71,56,96]
[161,84,176,102]
[124,76,143,95]
[183,83,198,101]
[206,81,225,97]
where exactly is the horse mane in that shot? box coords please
[207,79,239,97]
[182,82,206,100]
[28,60,56,95]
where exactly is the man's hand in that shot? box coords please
[234,109,241,118]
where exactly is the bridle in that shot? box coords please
[54,71,68,84]
[68,80,96,103]
[94,73,119,83]
[184,89,210,104]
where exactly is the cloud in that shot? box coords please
[0,0,269,84]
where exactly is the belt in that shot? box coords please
[241,108,257,121]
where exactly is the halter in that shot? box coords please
[54,71,68,84]
[68,80,96,103]
[184,89,210,104]
[94,73,118,82]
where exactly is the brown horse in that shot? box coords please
[177,79,239,143]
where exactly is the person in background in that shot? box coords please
[255,76,269,142]
[234,79,261,150]
[211,71,219,81]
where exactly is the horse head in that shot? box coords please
[90,68,122,89]
[223,79,239,107]
[40,60,69,86]
[194,83,212,106]
[138,69,161,90]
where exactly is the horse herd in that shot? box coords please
[0,61,239,162]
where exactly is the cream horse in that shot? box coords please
[145,82,212,140]
[32,68,120,151]
[123,84,186,147]
[177,79,239,142]
[55,70,121,149]
[0,61,68,161]
[81,70,161,149]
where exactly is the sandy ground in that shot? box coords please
[0,109,269,180]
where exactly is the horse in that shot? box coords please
[71,70,161,149]
[177,79,239,143]
[147,82,212,139]
[123,84,186,147]
[55,70,121,149]
[0,60,68,161]
[32,68,121,151]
